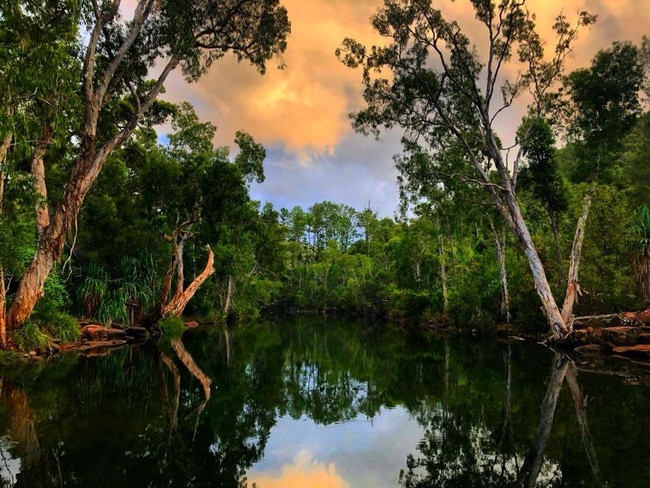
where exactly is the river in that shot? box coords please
[0,318,648,487]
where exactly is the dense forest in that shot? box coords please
[1,0,650,350]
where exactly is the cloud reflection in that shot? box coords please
[248,450,349,488]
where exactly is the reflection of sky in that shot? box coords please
[0,436,20,486]
[247,406,424,488]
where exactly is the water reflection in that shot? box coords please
[0,320,648,487]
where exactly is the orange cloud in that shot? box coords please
[247,451,350,488]
[160,0,650,158]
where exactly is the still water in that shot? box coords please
[0,319,649,487]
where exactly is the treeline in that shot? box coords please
[3,1,650,347]
[4,65,650,341]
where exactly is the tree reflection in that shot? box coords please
[399,348,603,488]
[0,320,645,487]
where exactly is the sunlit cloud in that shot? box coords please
[162,0,649,156]
[153,0,650,215]
[247,450,350,488]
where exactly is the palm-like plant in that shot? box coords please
[77,262,108,318]
[116,253,159,325]
[77,253,160,326]
[633,205,650,303]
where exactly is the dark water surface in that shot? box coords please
[0,319,649,487]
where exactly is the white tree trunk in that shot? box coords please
[561,187,594,327]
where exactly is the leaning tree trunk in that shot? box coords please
[6,141,104,328]
[162,245,215,318]
[561,187,594,327]
[565,360,601,483]
[476,130,568,338]
[507,192,568,336]
[5,0,180,330]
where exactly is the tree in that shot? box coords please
[558,42,644,322]
[517,116,568,267]
[338,0,594,337]
[4,0,290,332]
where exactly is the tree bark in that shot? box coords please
[0,269,5,346]
[439,234,448,313]
[493,225,510,323]
[162,245,215,318]
[224,274,234,315]
[160,352,181,436]
[561,187,594,328]
[0,380,41,471]
[31,125,55,237]
[0,132,10,345]
[171,338,211,410]
[510,195,568,336]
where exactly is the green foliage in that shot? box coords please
[158,316,186,339]
[15,320,51,352]
[635,205,650,252]
[518,116,568,216]
[564,41,644,182]
[33,269,71,322]
[39,312,81,344]
[579,184,638,313]
[97,289,129,326]
[633,205,650,303]
[76,262,109,318]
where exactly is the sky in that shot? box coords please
[246,408,426,488]
[160,0,650,218]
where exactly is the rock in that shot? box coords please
[185,321,199,328]
[82,324,129,341]
[106,328,128,340]
[81,324,108,340]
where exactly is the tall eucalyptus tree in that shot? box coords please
[338,0,594,337]
[3,0,290,332]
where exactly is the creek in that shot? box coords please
[0,318,648,487]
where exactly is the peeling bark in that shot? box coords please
[162,245,214,318]
[31,125,55,237]
[6,3,180,329]
[561,187,594,328]
[493,225,510,323]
